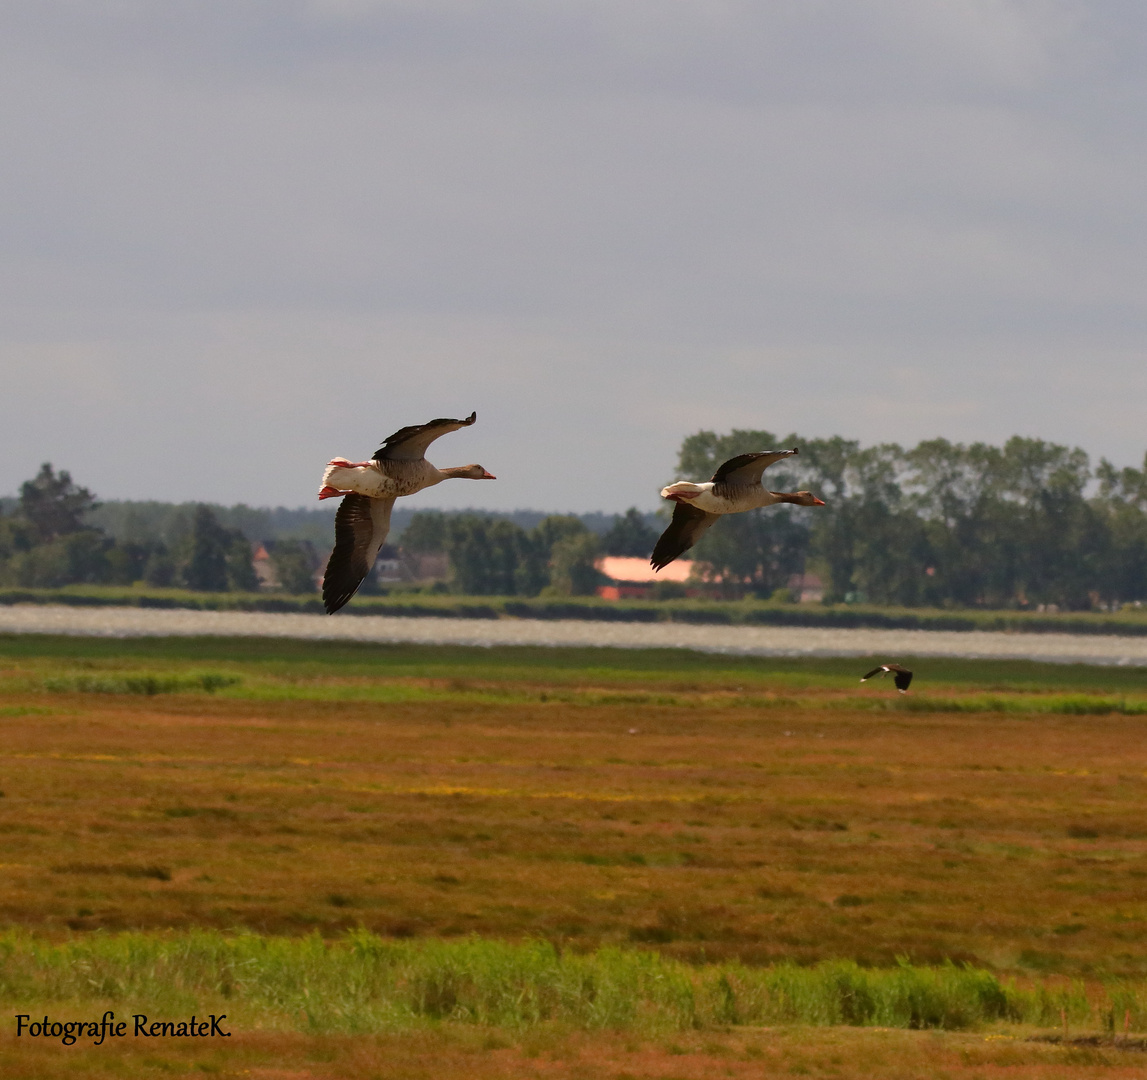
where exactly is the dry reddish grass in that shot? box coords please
[3,1027,1146,1079]
[3,638,1147,1075]
[0,676,1146,974]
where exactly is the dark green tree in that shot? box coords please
[531,515,588,553]
[549,532,602,595]
[180,506,230,590]
[19,463,98,543]
[3,533,110,588]
[270,540,318,594]
[104,541,160,586]
[178,505,256,592]
[1096,453,1147,603]
[601,508,659,557]
[801,440,939,605]
[143,546,176,587]
[0,464,110,586]
[445,516,533,595]
[0,511,34,567]
[903,437,1103,609]
[225,538,259,592]
[400,512,448,553]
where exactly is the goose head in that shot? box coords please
[444,464,497,480]
[773,490,826,506]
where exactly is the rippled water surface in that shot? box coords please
[1,604,1146,666]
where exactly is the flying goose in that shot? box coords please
[650,448,826,571]
[860,664,913,693]
[319,412,495,614]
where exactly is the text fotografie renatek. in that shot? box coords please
[14,1011,231,1045]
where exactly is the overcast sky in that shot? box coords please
[2,0,1146,512]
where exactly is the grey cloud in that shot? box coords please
[0,0,1145,510]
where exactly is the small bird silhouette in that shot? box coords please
[860,663,913,693]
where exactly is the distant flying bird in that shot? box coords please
[860,664,913,693]
[650,448,826,571]
[319,412,495,614]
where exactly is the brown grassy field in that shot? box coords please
[2,634,1147,1076]
[5,1027,1147,1080]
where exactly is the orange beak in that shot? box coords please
[812,496,826,506]
[481,470,497,479]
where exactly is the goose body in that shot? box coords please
[651,448,825,571]
[659,479,795,516]
[319,412,495,614]
[321,458,449,500]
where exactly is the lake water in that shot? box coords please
[1,604,1145,666]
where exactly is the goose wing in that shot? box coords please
[889,665,913,692]
[374,412,477,462]
[650,501,720,571]
[711,448,798,485]
[322,494,395,614]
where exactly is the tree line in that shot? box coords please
[398,509,658,597]
[0,464,316,593]
[0,464,656,597]
[4,429,1146,609]
[676,429,1147,609]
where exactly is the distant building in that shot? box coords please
[253,540,325,593]
[375,544,403,583]
[395,550,449,585]
[251,544,279,591]
[595,556,695,600]
[595,556,822,603]
[787,572,824,603]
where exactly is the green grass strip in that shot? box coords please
[23,664,1147,712]
[2,931,1145,1034]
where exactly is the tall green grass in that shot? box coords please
[1,931,1143,1034]
[6,632,1147,694]
[26,664,1147,713]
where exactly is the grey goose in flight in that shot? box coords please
[651,448,826,571]
[319,412,495,614]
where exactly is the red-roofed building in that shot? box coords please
[595,556,696,599]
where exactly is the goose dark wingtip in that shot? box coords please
[374,411,482,460]
[322,584,353,615]
[322,577,361,615]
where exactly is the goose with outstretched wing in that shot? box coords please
[319,412,495,613]
[651,448,825,571]
[860,663,913,693]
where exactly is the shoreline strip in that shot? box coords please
[0,605,1146,666]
